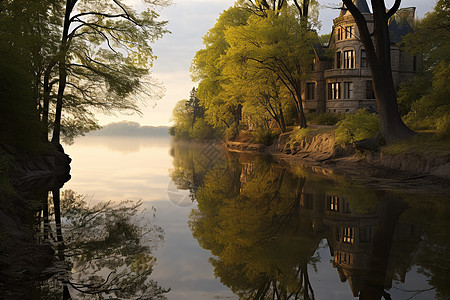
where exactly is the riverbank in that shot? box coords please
[225,128,450,196]
[0,143,72,297]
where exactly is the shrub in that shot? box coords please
[252,127,277,145]
[192,119,215,140]
[335,109,380,145]
[225,123,239,141]
[307,112,342,125]
[291,128,313,141]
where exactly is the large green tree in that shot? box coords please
[224,69,290,132]
[0,0,169,147]
[224,9,316,128]
[46,0,169,145]
[191,6,251,129]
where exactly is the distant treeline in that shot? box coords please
[90,121,170,137]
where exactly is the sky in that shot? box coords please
[98,0,436,127]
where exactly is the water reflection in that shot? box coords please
[170,141,450,300]
[1,170,168,298]
[39,189,168,299]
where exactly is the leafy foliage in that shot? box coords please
[334,109,380,145]
[191,6,251,129]
[223,8,316,129]
[399,0,450,138]
[0,0,170,147]
[251,127,278,145]
[306,112,342,125]
[169,89,218,140]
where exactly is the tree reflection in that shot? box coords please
[400,194,450,300]
[189,156,321,299]
[40,189,168,299]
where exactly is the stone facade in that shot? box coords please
[303,1,417,114]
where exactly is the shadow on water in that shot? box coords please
[170,141,450,300]
[0,147,168,299]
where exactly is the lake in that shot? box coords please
[44,136,450,299]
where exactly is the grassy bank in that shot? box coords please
[382,133,450,157]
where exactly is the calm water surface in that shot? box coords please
[61,136,449,300]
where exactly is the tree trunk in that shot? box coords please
[42,63,55,143]
[295,89,307,128]
[51,55,67,145]
[371,65,414,142]
[278,103,287,132]
[51,0,75,144]
[342,0,415,143]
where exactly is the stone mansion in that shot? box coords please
[303,0,417,114]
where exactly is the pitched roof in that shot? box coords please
[354,0,370,13]
[340,0,371,16]
[389,7,416,43]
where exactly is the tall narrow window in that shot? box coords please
[344,82,353,99]
[361,49,367,68]
[343,227,354,244]
[327,195,340,211]
[366,80,375,99]
[336,27,342,41]
[306,83,315,100]
[343,200,351,213]
[345,26,353,39]
[359,227,372,242]
[328,83,341,100]
[336,51,341,69]
[343,50,354,68]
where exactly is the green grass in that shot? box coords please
[382,133,450,157]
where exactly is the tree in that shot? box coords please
[224,9,316,128]
[185,87,205,127]
[44,0,169,145]
[224,55,290,132]
[170,99,192,140]
[0,0,62,149]
[169,90,216,140]
[191,6,251,129]
[242,0,317,27]
[342,0,415,143]
[399,0,450,136]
